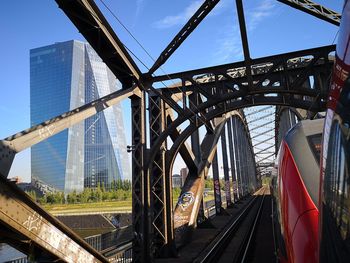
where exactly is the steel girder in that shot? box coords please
[236,0,253,89]
[131,93,148,263]
[146,95,329,180]
[55,0,141,88]
[55,0,186,118]
[166,115,198,174]
[0,175,108,263]
[163,110,254,244]
[0,87,138,178]
[148,0,221,74]
[172,117,226,246]
[221,125,233,206]
[146,43,334,161]
[233,117,244,196]
[148,92,174,257]
[277,0,341,26]
[211,152,222,214]
[188,94,206,224]
[275,106,303,152]
[153,45,334,90]
[227,118,238,201]
[232,117,242,198]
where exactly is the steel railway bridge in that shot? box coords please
[0,0,340,262]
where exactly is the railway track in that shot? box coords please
[194,186,274,263]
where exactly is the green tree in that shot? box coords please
[173,187,181,199]
[67,190,78,204]
[205,179,214,190]
[38,195,47,205]
[46,193,55,204]
[80,188,90,203]
[117,179,122,189]
[96,183,103,202]
[102,191,110,201]
[26,190,37,201]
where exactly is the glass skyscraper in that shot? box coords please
[30,40,130,194]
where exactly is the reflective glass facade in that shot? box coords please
[30,40,130,193]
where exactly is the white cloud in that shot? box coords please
[213,0,276,64]
[213,24,243,64]
[247,0,275,31]
[135,0,144,18]
[154,0,203,29]
[133,0,145,27]
[208,0,231,17]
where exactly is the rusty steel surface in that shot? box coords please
[56,0,141,88]
[173,118,226,246]
[148,93,175,257]
[0,176,108,263]
[0,86,138,178]
[130,93,148,263]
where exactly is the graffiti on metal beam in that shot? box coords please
[23,212,43,232]
[178,191,195,211]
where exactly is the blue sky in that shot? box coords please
[0,0,342,181]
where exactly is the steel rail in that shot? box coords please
[239,189,267,262]
[194,192,262,263]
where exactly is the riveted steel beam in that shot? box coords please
[212,152,222,214]
[221,126,232,206]
[233,117,243,197]
[277,0,341,26]
[131,93,148,263]
[56,0,141,88]
[0,86,139,178]
[161,111,247,243]
[173,118,226,246]
[148,0,221,74]
[56,0,187,119]
[146,95,328,188]
[0,175,108,263]
[236,0,253,90]
[148,93,174,258]
[166,115,198,173]
[275,107,301,150]
[153,45,334,83]
[227,117,238,201]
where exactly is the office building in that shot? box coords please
[30,40,130,193]
[172,174,182,188]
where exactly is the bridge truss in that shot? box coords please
[0,0,339,262]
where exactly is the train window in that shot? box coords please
[324,120,350,242]
[307,133,322,164]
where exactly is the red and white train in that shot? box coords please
[272,1,350,262]
[272,119,323,262]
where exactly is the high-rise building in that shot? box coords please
[172,174,182,188]
[30,40,130,193]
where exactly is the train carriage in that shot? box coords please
[273,119,323,263]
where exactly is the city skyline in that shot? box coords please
[30,40,130,193]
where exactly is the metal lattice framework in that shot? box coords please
[277,0,341,26]
[244,106,276,177]
[275,106,304,151]
[0,0,341,262]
